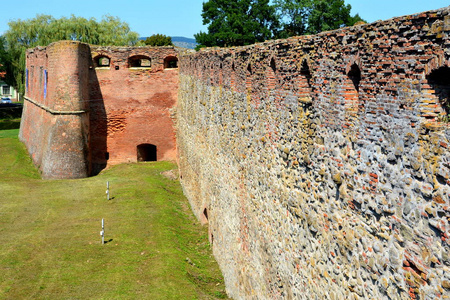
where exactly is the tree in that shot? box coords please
[274,0,312,37]
[306,0,364,34]
[195,0,280,49]
[1,14,140,95]
[275,0,365,37]
[144,34,173,46]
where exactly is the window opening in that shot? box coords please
[94,55,111,68]
[129,55,152,68]
[137,144,157,162]
[164,56,178,69]
[2,85,10,95]
[44,70,48,99]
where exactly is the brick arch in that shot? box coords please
[425,66,450,121]
[246,63,253,92]
[93,54,111,68]
[342,61,362,125]
[163,55,178,69]
[128,55,151,68]
[297,58,313,103]
[266,57,278,92]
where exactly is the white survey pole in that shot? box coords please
[100,218,105,244]
[106,181,110,200]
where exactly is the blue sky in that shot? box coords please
[0,1,449,39]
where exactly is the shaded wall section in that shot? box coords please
[177,7,450,299]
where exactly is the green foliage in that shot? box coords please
[144,34,173,46]
[274,0,312,37]
[1,14,140,95]
[195,0,280,49]
[0,131,228,299]
[275,0,365,37]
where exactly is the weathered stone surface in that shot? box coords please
[177,6,450,299]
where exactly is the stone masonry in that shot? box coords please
[177,7,450,299]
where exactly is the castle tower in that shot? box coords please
[20,41,91,179]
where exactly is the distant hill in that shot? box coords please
[139,36,197,49]
[171,36,197,49]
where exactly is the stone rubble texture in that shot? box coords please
[176,7,450,299]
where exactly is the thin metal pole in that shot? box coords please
[101,218,105,244]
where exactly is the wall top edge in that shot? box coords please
[26,40,178,54]
[189,5,450,55]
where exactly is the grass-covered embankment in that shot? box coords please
[0,129,228,299]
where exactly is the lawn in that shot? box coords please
[0,129,228,299]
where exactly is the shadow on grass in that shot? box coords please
[0,118,21,130]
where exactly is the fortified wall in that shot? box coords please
[177,7,450,299]
[19,41,178,178]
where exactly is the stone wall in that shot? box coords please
[177,7,450,299]
[20,41,179,178]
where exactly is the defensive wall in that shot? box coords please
[19,41,178,178]
[177,7,450,299]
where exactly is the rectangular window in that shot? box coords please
[44,70,48,99]
[2,85,10,95]
[26,68,29,93]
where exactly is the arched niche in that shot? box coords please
[164,56,178,69]
[129,55,152,68]
[426,66,450,118]
[94,55,111,68]
[137,144,157,162]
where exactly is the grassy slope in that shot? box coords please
[0,129,228,299]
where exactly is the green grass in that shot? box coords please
[0,129,228,299]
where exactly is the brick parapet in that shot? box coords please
[177,6,450,299]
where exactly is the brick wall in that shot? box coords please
[20,41,179,178]
[20,41,91,179]
[88,46,178,174]
[177,7,450,299]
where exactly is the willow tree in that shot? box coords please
[1,14,140,95]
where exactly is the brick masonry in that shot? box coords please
[177,7,450,299]
[20,41,179,178]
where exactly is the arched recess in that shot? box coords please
[266,57,277,91]
[298,59,313,102]
[94,55,111,68]
[347,63,361,92]
[231,62,236,91]
[246,63,253,92]
[129,55,151,68]
[426,66,450,119]
[137,144,157,162]
[164,56,178,69]
[344,63,361,117]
